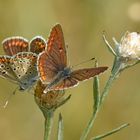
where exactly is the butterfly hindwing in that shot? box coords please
[0,35,47,91]
[2,37,29,56]
[10,52,38,90]
[43,77,78,92]
[0,56,19,83]
[29,36,46,54]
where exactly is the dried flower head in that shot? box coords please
[34,80,70,111]
[117,32,140,61]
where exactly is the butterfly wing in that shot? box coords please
[10,52,38,90]
[38,24,67,84]
[0,56,19,83]
[29,36,46,54]
[43,77,78,93]
[71,67,108,81]
[2,37,29,56]
[44,67,108,92]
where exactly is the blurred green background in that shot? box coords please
[0,0,140,140]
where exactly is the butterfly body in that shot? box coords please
[38,24,108,93]
[46,67,71,91]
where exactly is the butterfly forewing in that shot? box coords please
[47,24,67,67]
[29,36,46,54]
[38,24,67,84]
[2,37,29,56]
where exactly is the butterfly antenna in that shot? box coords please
[71,58,95,69]
[1,87,18,109]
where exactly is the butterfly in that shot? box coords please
[0,36,46,91]
[38,24,108,93]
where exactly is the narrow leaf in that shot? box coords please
[93,61,100,110]
[57,113,64,140]
[91,123,129,140]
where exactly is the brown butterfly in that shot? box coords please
[38,24,108,93]
[0,36,46,91]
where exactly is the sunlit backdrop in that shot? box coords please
[0,0,140,140]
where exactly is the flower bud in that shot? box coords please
[34,80,70,111]
[117,32,140,61]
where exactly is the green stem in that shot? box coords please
[100,57,122,105]
[80,109,99,140]
[44,111,54,140]
[80,59,121,140]
[100,72,117,104]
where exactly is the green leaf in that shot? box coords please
[91,123,129,140]
[93,61,100,110]
[57,113,64,140]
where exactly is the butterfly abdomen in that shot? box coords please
[45,67,71,92]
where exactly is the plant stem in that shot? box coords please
[80,59,120,140]
[100,72,117,104]
[44,111,54,140]
[80,108,99,140]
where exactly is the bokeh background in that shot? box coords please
[0,0,140,140]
